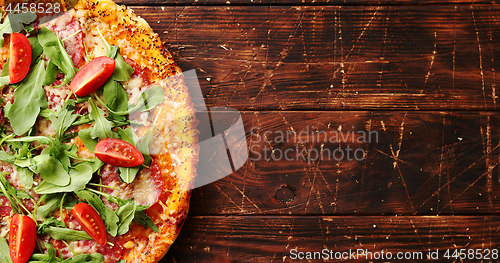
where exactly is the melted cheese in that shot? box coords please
[0,215,11,238]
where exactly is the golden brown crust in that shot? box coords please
[73,0,198,262]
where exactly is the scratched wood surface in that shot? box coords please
[118,0,498,6]
[115,3,500,263]
[128,6,500,111]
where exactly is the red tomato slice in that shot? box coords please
[95,138,144,167]
[9,214,36,263]
[9,33,32,84]
[70,56,115,97]
[71,202,107,246]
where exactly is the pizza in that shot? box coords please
[0,0,198,262]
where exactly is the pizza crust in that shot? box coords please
[72,0,199,262]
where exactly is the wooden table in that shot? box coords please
[116,0,500,261]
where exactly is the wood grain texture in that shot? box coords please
[131,6,500,110]
[113,2,500,263]
[117,0,498,6]
[161,215,500,262]
[188,111,500,216]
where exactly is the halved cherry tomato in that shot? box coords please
[95,138,144,167]
[70,56,115,97]
[9,214,36,263]
[71,202,107,246]
[9,33,32,84]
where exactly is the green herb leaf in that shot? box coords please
[115,200,136,235]
[28,36,43,66]
[8,136,71,171]
[104,85,165,116]
[15,190,30,199]
[42,226,92,241]
[72,114,92,126]
[49,99,79,141]
[35,163,92,194]
[0,60,10,87]
[37,27,76,87]
[37,217,65,234]
[102,80,128,122]
[137,109,162,167]
[0,12,37,45]
[77,128,98,152]
[111,51,134,81]
[87,158,104,173]
[117,127,138,146]
[134,210,159,232]
[0,238,12,263]
[46,242,57,261]
[0,151,15,163]
[89,98,116,140]
[98,29,133,81]
[37,194,64,218]
[44,61,57,86]
[75,190,119,236]
[0,173,19,213]
[118,166,140,184]
[31,151,70,186]
[17,167,33,189]
[62,253,104,263]
[8,59,47,135]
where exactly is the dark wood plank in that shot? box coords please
[161,215,500,262]
[117,0,497,6]
[131,6,500,110]
[189,111,500,216]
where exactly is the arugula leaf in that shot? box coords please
[42,226,92,241]
[0,151,15,163]
[37,217,65,234]
[31,151,70,186]
[137,109,162,167]
[118,166,140,184]
[134,210,159,232]
[102,80,128,122]
[17,167,33,189]
[88,98,117,140]
[37,27,76,87]
[0,173,19,213]
[37,194,64,218]
[46,242,57,262]
[35,163,92,194]
[62,253,104,263]
[44,61,57,86]
[117,127,138,146]
[115,200,136,235]
[98,29,133,81]
[15,190,30,199]
[0,60,10,87]
[8,136,71,171]
[28,36,43,66]
[72,114,92,126]
[74,190,119,236]
[23,23,36,35]
[104,85,165,116]
[77,128,98,152]
[0,12,37,46]
[111,51,134,81]
[0,238,12,263]
[8,59,47,135]
[49,99,79,141]
[87,158,104,173]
